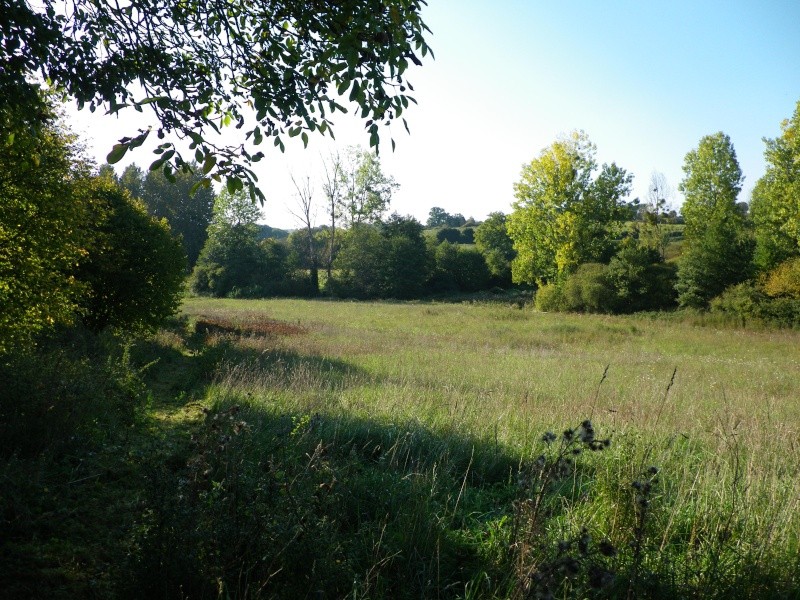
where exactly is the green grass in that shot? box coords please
[178,297,800,597]
[3,299,799,598]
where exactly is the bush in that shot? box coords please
[534,283,566,312]
[0,97,91,353]
[435,227,462,244]
[428,242,491,294]
[191,229,291,298]
[77,177,187,332]
[607,244,677,312]
[709,282,765,324]
[763,257,800,299]
[710,282,800,328]
[0,328,148,458]
[562,263,616,313]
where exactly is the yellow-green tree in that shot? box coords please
[507,132,631,285]
[751,99,800,271]
[0,100,91,353]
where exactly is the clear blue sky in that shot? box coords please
[71,1,800,229]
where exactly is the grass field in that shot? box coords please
[177,297,800,598]
[3,297,799,598]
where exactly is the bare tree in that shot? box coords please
[643,171,674,260]
[289,173,319,292]
[321,152,344,279]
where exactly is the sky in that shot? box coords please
[68,0,800,230]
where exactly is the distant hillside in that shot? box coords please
[257,224,291,240]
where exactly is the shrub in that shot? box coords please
[709,282,765,324]
[77,177,187,332]
[0,97,91,353]
[534,282,565,312]
[562,263,616,313]
[428,242,490,294]
[710,281,800,328]
[607,244,677,312]
[435,227,462,244]
[763,257,800,298]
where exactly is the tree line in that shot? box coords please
[513,116,799,325]
[3,93,799,358]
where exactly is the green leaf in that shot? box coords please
[301,131,308,148]
[202,154,217,174]
[149,149,175,171]
[107,143,128,164]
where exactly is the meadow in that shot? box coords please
[3,297,799,598]
[176,297,800,598]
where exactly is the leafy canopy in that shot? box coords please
[750,99,800,271]
[0,100,90,352]
[507,131,632,285]
[676,132,752,307]
[3,0,432,201]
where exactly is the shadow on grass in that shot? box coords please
[2,320,799,600]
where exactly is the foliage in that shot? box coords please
[474,212,516,285]
[287,228,327,272]
[535,245,677,314]
[327,224,386,298]
[428,242,491,294]
[507,132,632,285]
[0,327,148,458]
[427,206,467,228]
[435,226,464,244]
[750,99,800,271]
[118,162,215,269]
[338,146,399,226]
[534,282,566,312]
[606,243,677,312]
[76,176,187,332]
[710,281,800,328]
[676,132,753,307]
[762,257,800,299]
[191,189,293,297]
[330,215,429,298]
[561,263,616,313]
[0,98,91,353]
[4,0,432,200]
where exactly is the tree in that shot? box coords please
[330,215,428,298]
[474,212,516,285]
[76,176,186,332]
[429,242,490,293]
[321,152,345,279]
[136,164,215,269]
[507,132,632,285]
[338,146,398,226]
[750,99,800,272]
[116,162,215,269]
[191,189,289,297]
[676,132,753,307]
[4,1,432,200]
[0,99,90,352]
[289,174,319,292]
[639,172,674,260]
[427,207,449,227]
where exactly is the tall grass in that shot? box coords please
[176,297,800,598]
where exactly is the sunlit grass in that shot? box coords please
[179,297,800,597]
